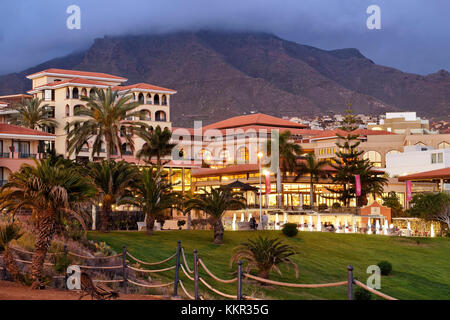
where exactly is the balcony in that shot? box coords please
[19,153,37,159]
[122,150,133,156]
[0,152,10,158]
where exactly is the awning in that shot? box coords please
[220,179,258,191]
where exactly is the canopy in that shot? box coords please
[220,179,258,191]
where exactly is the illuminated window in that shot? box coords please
[438,142,450,149]
[363,150,382,167]
[237,147,249,163]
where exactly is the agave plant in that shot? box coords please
[0,222,24,283]
[230,236,298,280]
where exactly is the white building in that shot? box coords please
[386,145,450,178]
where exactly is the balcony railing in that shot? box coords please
[19,153,37,159]
[122,150,133,156]
[0,152,10,158]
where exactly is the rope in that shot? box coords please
[14,258,54,266]
[243,295,263,300]
[353,280,398,300]
[178,280,195,300]
[198,258,237,283]
[126,251,176,266]
[181,248,194,274]
[68,252,121,260]
[199,277,237,299]
[180,264,195,281]
[128,279,173,288]
[93,279,124,283]
[244,273,347,288]
[79,265,122,270]
[127,265,176,273]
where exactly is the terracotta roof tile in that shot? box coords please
[0,123,55,137]
[398,167,450,181]
[113,83,176,93]
[203,114,308,130]
[27,68,126,81]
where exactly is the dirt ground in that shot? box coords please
[0,280,171,300]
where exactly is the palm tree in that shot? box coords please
[66,88,149,160]
[187,188,246,244]
[0,222,24,282]
[0,158,96,288]
[230,236,298,280]
[9,98,58,130]
[86,160,138,232]
[128,166,176,235]
[295,153,329,208]
[266,130,303,207]
[174,192,195,230]
[137,126,177,165]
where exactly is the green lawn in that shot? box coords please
[88,230,450,300]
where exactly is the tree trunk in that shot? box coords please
[310,177,314,208]
[105,136,112,161]
[146,215,155,235]
[31,211,56,289]
[257,270,270,280]
[187,212,191,230]
[213,219,224,244]
[100,202,110,232]
[3,248,23,283]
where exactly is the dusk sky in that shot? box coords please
[1,0,449,75]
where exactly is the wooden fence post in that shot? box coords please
[193,249,199,300]
[173,240,181,297]
[122,245,128,294]
[347,265,354,300]
[237,260,243,300]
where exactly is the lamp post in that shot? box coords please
[257,151,263,225]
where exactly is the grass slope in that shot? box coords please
[88,230,450,300]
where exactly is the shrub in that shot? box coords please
[177,220,186,229]
[282,223,298,237]
[354,287,372,300]
[377,261,392,276]
[318,203,328,211]
[53,254,72,274]
[332,202,341,209]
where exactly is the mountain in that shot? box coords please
[1,31,449,127]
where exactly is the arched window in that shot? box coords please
[415,141,426,146]
[161,95,167,106]
[138,93,145,104]
[66,88,70,99]
[73,105,83,115]
[154,94,160,105]
[121,143,133,155]
[237,147,249,163]
[146,93,152,104]
[65,104,70,117]
[363,151,382,167]
[438,142,450,149]
[132,93,136,101]
[139,109,151,121]
[155,110,166,122]
[89,88,96,98]
[81,88,87,97]
[72,88,79,99]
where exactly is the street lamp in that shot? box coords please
[257,151,263,227]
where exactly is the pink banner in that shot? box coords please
[406,180,412,201]
[355,174,361,196]
[265,172,271,195]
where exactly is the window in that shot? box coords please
[431,153,443,164]
[81,88,87,97]
[237,147,249,163]
[438,142,450,149]
[161,95,167,106]
[146,93,152,104]
[65,104,70,117]
[363,150,382,167]
[89,89,96,98]
[73,105,83,115]
[155,110,166,122]
[44,89,53,101]
[66,88,70,99]
[72,88,79,99]
[138,93,145,104]
[139,109,151,121]
[154,94,160,105]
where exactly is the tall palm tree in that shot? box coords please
[0,158,96,288]
[0,222,24,283]
[66,88,148,160]
[295,153,329,208]
[187,188,245,244]
[86,160,138,232]
[266,130,303,207]
[128,166,176,235]
[9,98,58,130]
[137,126,177,165]
[230,236,298,280]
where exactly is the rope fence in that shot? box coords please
[3,242,399,301]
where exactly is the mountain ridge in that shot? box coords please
[0,31,449,127]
